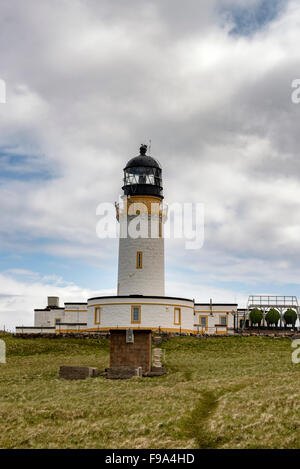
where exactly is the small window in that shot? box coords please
[55,318,61,325]
[174,307,181,326]
[220,315,227,326]
[137,252,143,269]
[95,307,101,325]
[200,316,207,329]
[132,306,141,324]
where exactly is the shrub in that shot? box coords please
[284,309,297,327]
[249,309,263,326]
[265,309,280,327]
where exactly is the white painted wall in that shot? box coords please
[16,327,56,334]
[34,309,63,327]
[31,299,237,335]
[87,296,194,332]
[194,305,237,334]
[34,304,88,327]
[117,214,165,296]
[64,305,88,324]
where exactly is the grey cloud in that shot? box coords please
[0,0,300,318]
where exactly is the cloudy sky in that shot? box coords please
[1,0,300,330]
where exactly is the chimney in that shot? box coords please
[48,297,59,308]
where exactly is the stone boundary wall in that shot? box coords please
[14,331,229,340]
[14,330,300,340]
[14,332,110,339]
[239,330,300,339]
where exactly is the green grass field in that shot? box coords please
[0,332,300,449]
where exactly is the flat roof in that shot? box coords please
[57,323,87,326]
[88,295,194,302]
[15,326,55,329]
[64,303,88,305]
[195,303,238,306]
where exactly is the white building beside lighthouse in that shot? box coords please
[16,145,237,335]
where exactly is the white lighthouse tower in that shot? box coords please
[117,144,165,296]
[20,143,237,336]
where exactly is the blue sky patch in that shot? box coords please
[0,147,54,182]
[223,0,287,36]
[0,250,117,292]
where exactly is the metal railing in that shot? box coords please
[247,295,299,309]
[235,295,300,331]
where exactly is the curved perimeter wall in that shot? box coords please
[87,296,195,333]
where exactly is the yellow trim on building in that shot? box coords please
[94,307,101,325]
[136,251,143,269]
[194,310,232,313]
[127,196,163,215]
[220,315,228,327]
[90,302,194,309]
[174,307,181,326]
[199,315,208,331]
[131,305,141,324]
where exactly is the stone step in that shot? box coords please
[59,366,98,380]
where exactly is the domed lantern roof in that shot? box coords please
[122,144,163,198]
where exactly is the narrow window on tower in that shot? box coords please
[94,307,101,325]
[131,305,141,324]
[174,307,181,326]
[136,251,143,269]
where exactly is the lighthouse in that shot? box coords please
[116,144,165,296]
[20,143,237,336]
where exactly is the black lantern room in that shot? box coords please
[123,144,163,199]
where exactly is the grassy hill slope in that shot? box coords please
[0,333,299,449]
